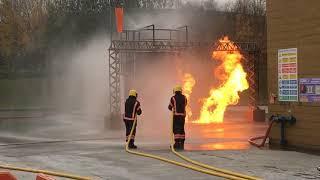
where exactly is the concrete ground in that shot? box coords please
[0,109,319,180]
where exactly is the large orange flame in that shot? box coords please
[182,73,196,122]
[195,37,249,124]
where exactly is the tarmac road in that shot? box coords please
[0,110,318,180]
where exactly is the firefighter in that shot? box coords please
[168,85,187,150]
[124,89,142,149]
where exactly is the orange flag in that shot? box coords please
[115,7,124,33]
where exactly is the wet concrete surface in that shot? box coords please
[0,110,319,180]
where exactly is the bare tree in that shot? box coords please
[0,0,48,58]
[201,0,218,10]
[223,0,266,42]
[0,1,13,57]
[226,0,266,16]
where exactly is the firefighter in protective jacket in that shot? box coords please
[124,89,142,149]
[168,85,187,150]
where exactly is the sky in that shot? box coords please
[183,0,236,9]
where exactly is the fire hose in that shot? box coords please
[126,115,260,180]
[0,164,91,180]
[169,113,259,180]
[248,120,275,148]
[248,115,296,148]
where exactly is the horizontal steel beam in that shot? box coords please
[109,40,259,52]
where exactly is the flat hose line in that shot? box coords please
[0,165,91,180]
[126,115,261,180]
[248,120,275,148]
[0,120,261,179]
[169,113,260,180]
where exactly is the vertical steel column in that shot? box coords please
[152,24,155,45]
[255,52,261,104]
[245,53,257,109]
[185,26,189,43]
[109,49,121,115]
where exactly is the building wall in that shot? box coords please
[267,0,320,149]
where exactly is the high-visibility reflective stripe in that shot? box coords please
[174,134,185,139]
[132,102,138,119]
[174,134,180,139]
[175,112,186,116]
[172,97,186,116]
[124,101,138,120]
[172,97,176,111]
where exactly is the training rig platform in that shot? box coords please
[107,25,260,128]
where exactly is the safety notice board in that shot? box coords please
[278,48,298,101]
[299,78,320,102]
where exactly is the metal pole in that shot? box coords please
[108,49,112,115]
[280,121,286,145]
[133,31,135,41]
[186,26,189,43]
[133,53,136,82]
[108,0,113,117]
[152,24,155,45]
[109,1,113,41]
[126,31,128,40]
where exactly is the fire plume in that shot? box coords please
[196,37,249,124]
[182,73,196,122]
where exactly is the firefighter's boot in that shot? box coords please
[129,140,137,149]
[173,140,179,150]
[176,139,183,151]
[174,139,182,151]
[180,139,185,150]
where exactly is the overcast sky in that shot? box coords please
[183,0,235,4]
[183,0,235,9]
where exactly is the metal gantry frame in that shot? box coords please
[108,24,260,120]
[108,25,191,117]
[211,40,260,109]
[244,52,260,109]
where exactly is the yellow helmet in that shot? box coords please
[173,85,182,94]
[129,89,137,97]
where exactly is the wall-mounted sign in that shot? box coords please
[278,48,298,101]
[299,78,320,102]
